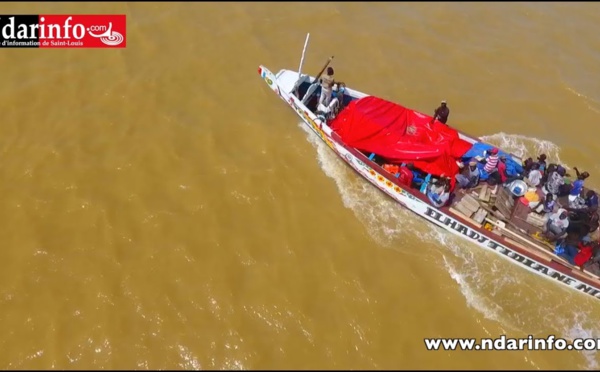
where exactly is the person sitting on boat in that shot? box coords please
[583,245,600,275]
[496,155,508,183]
[554,239,588,266]
[541,162,557,184]
[536,154,548,173]
[574,241,595,270]
[455,160,480,189]
[427,178,451,208]
[483,148,500,175]
[584,190,599,212]
[566,191,598,226]
[554,240,579,265]
[545,208,570,241]
[522,157,535,177]
[525,163,543,188]
[330,82,347,116]
[582,213,600,244]
[583,212,600,242]
[433,100,450,124]
[541,193,557,214]
[497,155,523,184]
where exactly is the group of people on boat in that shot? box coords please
[519,157,599,274]
[392,144,600,275]
[313,67,600,276]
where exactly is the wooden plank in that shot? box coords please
[495,202,512,220]
[460,195,479,212]
[449,207,483,228]
[483,188,491,202]
[454,202,475,218]
[473,208,488,224]
[490,184,499,195]
[479,203,508,222]
[526,213,546,228]
[478,184,488,201]
[462,193,480,208]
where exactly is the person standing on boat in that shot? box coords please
[319,67,335,108]
[544,166,566,196]
[525,163,543,187]
[455,160,480,189]
[536,154,548,173]
[433,100,450,124]
[568,167,590,203]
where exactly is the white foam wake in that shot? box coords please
[298,123,600,369]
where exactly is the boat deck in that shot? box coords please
[450,184,588,238]
[445,180,600,283]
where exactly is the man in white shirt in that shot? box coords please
[525,163,543,187]
[545,208,569,241]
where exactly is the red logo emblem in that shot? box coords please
[0,15,126,48]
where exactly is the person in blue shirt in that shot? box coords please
[585,190,599,211]
[568,167,589,202]
[542,192,556,213]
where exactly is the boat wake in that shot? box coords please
[299,122,600,369]
[480,132,565,166]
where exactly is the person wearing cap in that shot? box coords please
[483,148,500,174]
[433,100,450,124]
[455,159,480,189]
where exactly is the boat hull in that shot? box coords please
[258,65,600,303]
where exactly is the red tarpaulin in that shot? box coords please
[330,96,473,177]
